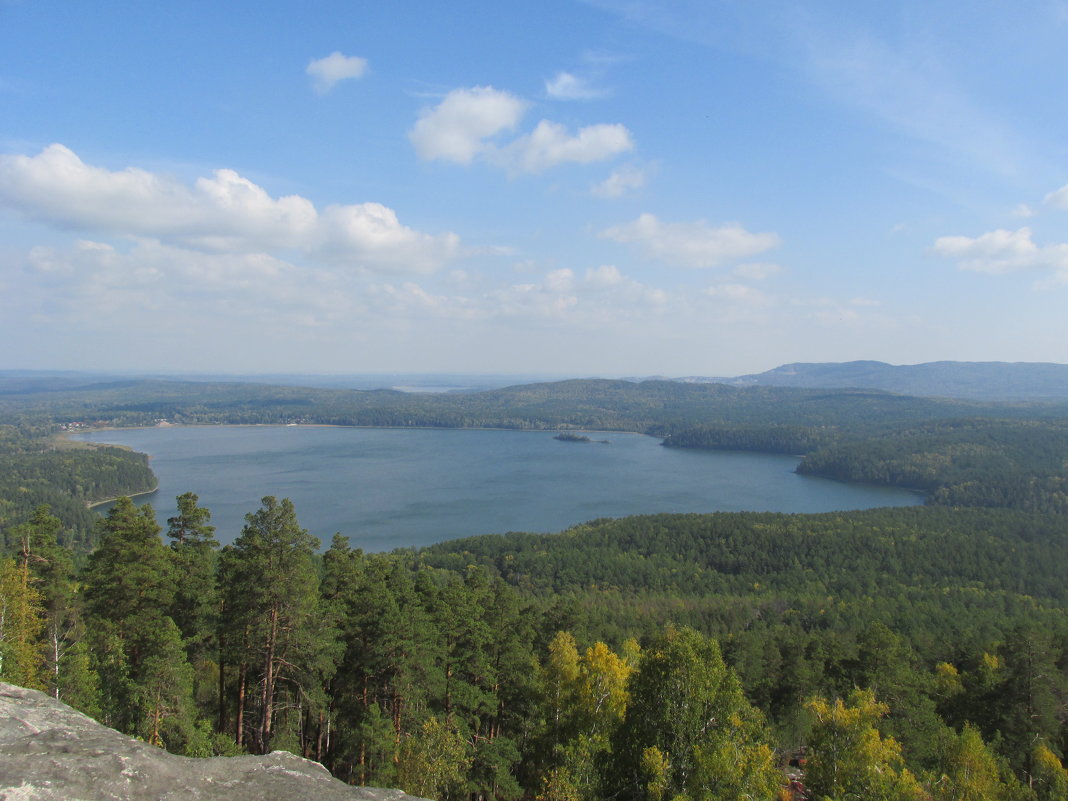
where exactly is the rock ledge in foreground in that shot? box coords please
[0,682,429,801]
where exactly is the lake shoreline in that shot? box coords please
[70,425,924,552]
[87,484,161,509]
[61,421,648,438]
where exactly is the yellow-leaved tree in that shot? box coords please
[607,626,781,801]
[805,689,924,801]
[538,632,640,801]
[932,723,1023,801]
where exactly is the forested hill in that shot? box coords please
[694,359,1068,401]
[3,373,1066,432]
[419,506,1068,642]
[3,372,1068,546]
[663,417,1068,514]
[4,371,1068,798]
[9,496,1068,800]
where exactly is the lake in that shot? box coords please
[73,426,923,551]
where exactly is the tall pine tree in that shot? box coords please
[219,496,323,754]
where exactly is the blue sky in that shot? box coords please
[2,0,1067,376]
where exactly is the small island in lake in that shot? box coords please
[554,432,610,444]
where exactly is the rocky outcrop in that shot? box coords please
[0,682,427,801]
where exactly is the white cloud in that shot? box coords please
[1044,183,1068,209]
[545,71,605,100]
[495,120,633,173]
[25,238,349,324]
[601,213,780,268]
[0,144,459,273]
[1012,203,1036,218]
[488,278,579,318]
[585,264,624,288]
[933,227,1068,276]
[544,268,576,292]
[591,164,646,198]
[306,52,368,94]
[583,265,667,308]
[318,203,459,273]
[409,85,633,173]
[408,86,528,164]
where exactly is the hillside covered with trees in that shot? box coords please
[2,373,1068,799]
[3,495,1068,801]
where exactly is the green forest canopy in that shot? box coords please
[2,374,1068,798]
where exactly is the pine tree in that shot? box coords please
[166,493,220,726]
[219,496,322,754]
[135,617,207,755]
[167,492,219,651]
[83,498,177,629]
[81,497,198,745]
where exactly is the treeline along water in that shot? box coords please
[74,425,922,550]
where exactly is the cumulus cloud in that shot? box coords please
[494,120,633,173]
[933,227,1068,276]
[1044,183,1068,209]
[544,267,576,292]
[591,164,646,198]
[306,52,368,93]
[0,144,459,273]
[408,86,528,164]
[409,85,633,173]
[545,71,605,100]
[601,213,780,268]
[317,203,460,272]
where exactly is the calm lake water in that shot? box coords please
[74,426,923,551]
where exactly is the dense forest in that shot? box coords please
[2,374,1068,799]
[664,418,1068,514]
[3,497,1068,801]
[0,425,156,550]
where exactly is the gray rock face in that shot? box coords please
[0,683,427,801]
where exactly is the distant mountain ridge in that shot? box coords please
[677,360,1068,401]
